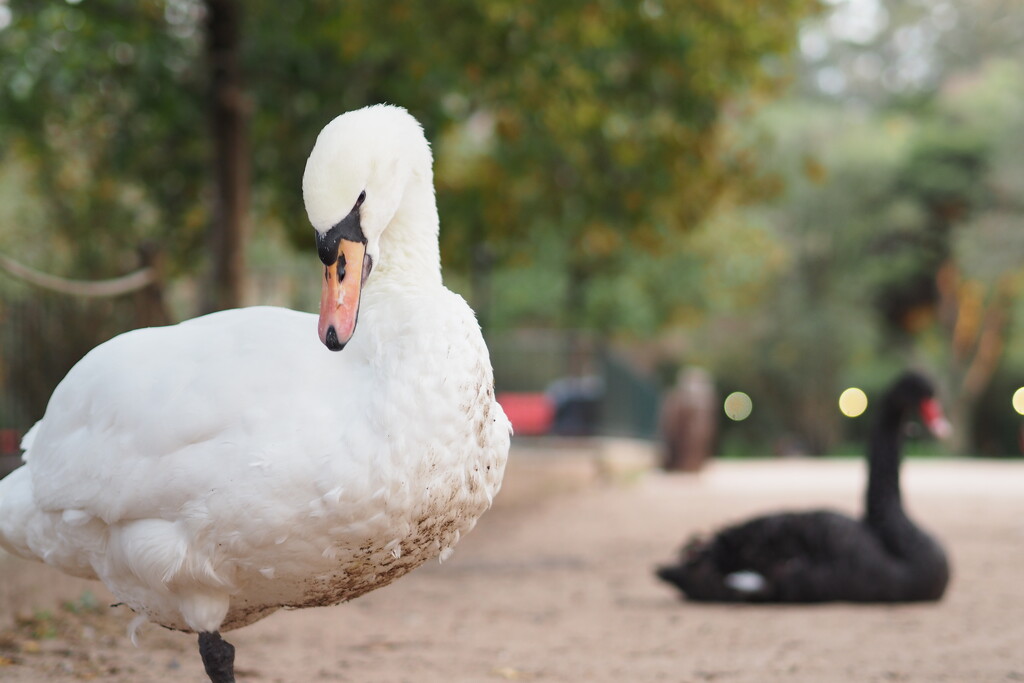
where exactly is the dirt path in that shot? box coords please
[1,452,1022,682]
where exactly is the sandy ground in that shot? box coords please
[1,442,1022,683]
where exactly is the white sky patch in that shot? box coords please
[901,55,933,85]
[641,0,664,20]
[817,66,848,95]
[929,2,959,32]
[852,52,884,81]
[828,0,890,44]
[894,24,928,53]
[800,27,830,62]
[798,0,953,96]
[0,2,11,32]
[165,0,202,40]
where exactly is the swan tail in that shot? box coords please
[19,422,41,454]
[0,466,42,560]
[656,533,776,602]
[0,465,103,579]
[0,422,48,559]
[0,422,40,556]
[656,535,740,601]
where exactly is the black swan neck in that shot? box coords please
[862,382,950,600]
[865,407,906,527]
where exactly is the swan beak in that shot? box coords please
[318,238,367,351]
[919,398,953,440]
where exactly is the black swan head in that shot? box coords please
[876,371,951,439]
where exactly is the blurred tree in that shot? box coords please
[851,59,1024,454]
[876,123,989,338]
[703,53,1024,455]
[0,0,207,272]
[244,0,818,331]
[0,0,252,312]
[0,0,207,297]
[793,0,1023,104]
[0,0,820,321]
[204,0,248,312]
[922,60,1024,454]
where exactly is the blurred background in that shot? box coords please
[1,0,1022,463]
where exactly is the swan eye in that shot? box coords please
[355,191,366,208]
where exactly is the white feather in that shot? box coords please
[724,570,767,594]
[128,614,148,646]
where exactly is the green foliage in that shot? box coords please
[0,0,207,277]
[15,610,57,640]
[693,45,1024,455]
[0,0,816,321]
[241,0,818,281]
[61,590,101,615]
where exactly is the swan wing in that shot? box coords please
[22,307,348,525]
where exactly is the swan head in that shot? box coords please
[302,104,433,350]
[886,371,952,439]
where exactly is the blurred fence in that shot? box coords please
[487,330,661,440]
[0,285,140,457]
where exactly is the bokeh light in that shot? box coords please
[1013,387,1024,416]
[723,392,753,421]
[838,387,868,418]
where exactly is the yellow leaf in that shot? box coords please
[802,154,828,183]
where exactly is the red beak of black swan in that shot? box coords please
[918,397,952,439]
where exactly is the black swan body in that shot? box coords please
[656,371,951,603]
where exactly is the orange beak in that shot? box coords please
[318,238,368,351]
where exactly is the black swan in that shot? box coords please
[656,371,951,603]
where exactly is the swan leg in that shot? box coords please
[198,631,236,683]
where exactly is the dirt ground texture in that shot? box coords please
[1,443,1022,683]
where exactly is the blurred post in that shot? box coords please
[203,0,250,312]
[659,367,717,472]
[133,243,172,328]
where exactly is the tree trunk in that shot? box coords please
[565,260,590,378]
[203,0,249,312]
[133,243,172,328]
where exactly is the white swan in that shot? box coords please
[0,104,511,682]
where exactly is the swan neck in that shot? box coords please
[376,175,441,287]
[865,409,906,525]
